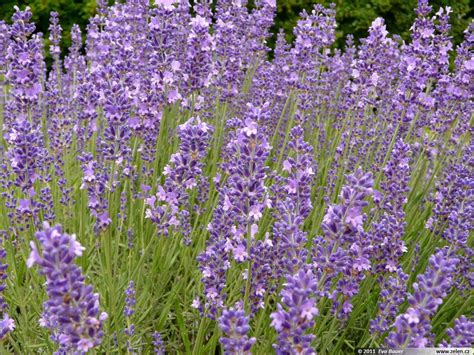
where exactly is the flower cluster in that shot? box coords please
[27,223,107,353]
[273,125,315,276]
[219,303,256,354]
[441,315,474,348]
[270,268,319,354]
[124,280,136,350]
[0,0,472,353]
[371,139,411,272]
[313,169,374,316]
[386,248,459,348]
[0,236,14,340]
[146,117,213,242]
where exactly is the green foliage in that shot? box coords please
[1,0,472,52]
[276,0,472,48]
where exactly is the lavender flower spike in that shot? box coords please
[271,268,319,354]
[386,248,459,348]
[153,331,165,354]
[441,315,474,348]
[0,236,14,340]
[219,302,256,354]
[27,223,108,353]
[124,280,136,351]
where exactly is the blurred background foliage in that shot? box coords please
[0,0,472,54]
[275,0,472,48]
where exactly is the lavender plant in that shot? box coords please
[27,223,107,353]
[0,0,471,353]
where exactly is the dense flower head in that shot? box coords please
[27,223,107,353]
[220,112,271,261]
[219,303,256,354]
[48,12,61,62]
[322,169,373,244]
[79,152,111,233]
[386,248,459,348]
[371,139,411,272]
[441,315,474,348]
[6,6,44,111]
[271,268,319,354]
[145,117,213,241]
[124,280,136,318]
[153,331,165,354]
[272,125,315,276]
[0,0,472,353]
[370,268,408,335]
[313,169,373,317]
[0,237,14,340]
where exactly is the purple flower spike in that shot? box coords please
[146,117,213,242]
[0,236,14,340]
[441,315,474,348]
[27,223,107,353]
[371,139,411,272]
[313,169,373,317]
[386,248,459,348]
[219,302,256,354]
[370,268,408,335]
[271,268,319,354]
[124,281,136,318]
[273,125,316,277]
[124,280,136,351]
[153,331,165,354]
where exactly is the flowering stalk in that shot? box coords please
[371,139,411,272]
[219,302,256,354]
[440,315,474,348]
[27,223,108,353]
[197,113,270,318]
[386,248,459,348]
[270,268,319,354]
[124,280,136,352]
[153,331,165,354]
[313,169,374,316]
[145,117,213,242]
[0,235,14,340]
[272,125,315,277]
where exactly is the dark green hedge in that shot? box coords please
[1,0,472,51]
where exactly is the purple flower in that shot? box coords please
[272,126,315,277]
[0,236,14,340]
[370,268,408,335]
[198,114,270,318]
[27,223,107,353]
[386,248,459,348]
[79,153,111,234]
[124,280,136,351]
[270,268,319,354]
[183,13,214,93]
[313,169,373,317]
[371,139,411,272]
[427,142,473,292]
[153,331,165,354]
[146,117,213,242]
[441,315,474,348]
[219,302,256,354]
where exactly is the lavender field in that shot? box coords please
[0,0,472,353]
